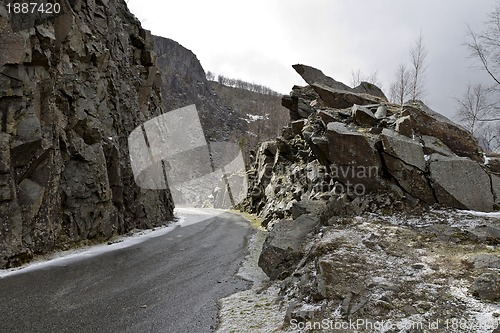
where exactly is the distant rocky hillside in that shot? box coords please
[153,36,289,166]
[209,81,289,164]
[0,1,174,268]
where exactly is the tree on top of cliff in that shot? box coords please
[455,1,500,152]
[208,72,281,96]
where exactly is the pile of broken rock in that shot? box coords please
[238,64,500,332]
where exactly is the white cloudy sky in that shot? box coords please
[126,0,496,119]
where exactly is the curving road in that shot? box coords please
[0,209,253,333]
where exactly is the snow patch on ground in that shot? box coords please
[243,114,269,123]
[217,285,284,333]
[449,280,500,333]
[216,225,287,333]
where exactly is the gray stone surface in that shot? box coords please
[292,64,351,91]
[381,129,426,171]
[312,83,382,109]
[383,154,435,204]
[403,102,482,161]
[470,225,500,245]
[472,272,500,301]
[258,214,320,279]
[290,200,327,220]
[491,174,500,206]
[486,156,500,173]
[353,82,388,100]
[327,122,382,189]
[352,104,377,127]
[466,254,500,269]
[429,154,494,211]
[394,115,413,137]
[374,104,387,119]
[421,135,456,157]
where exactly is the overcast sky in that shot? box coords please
[126,0,496,119]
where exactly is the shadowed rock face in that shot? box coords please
[0,1,175,268]
[402,101,482,162]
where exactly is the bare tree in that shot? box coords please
[350,69,382,88]
[206,71,215,81]
[455,1,500,152]
[476,123,500,152]
[389,63,411,105]
[455,83,495,134]
[350,69,362,87]
[465,2,500,86]
[214,73,280,96]
[409,32,428,101]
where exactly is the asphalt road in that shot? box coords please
[0,209,254,333]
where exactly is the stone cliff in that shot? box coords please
[0,1,174,268]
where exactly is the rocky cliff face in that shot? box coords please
[0,1,174,268]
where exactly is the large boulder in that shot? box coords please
[429,154,494,211]
[352,82,388,100]
[327,122,382,190]
[290,64,386,109]
[292,64,387,100]
[403,102,482,161]
[380,130,435,203]
[472,272,500,301]
[292,64,351,91]
[352,104,377,127]
[258,214,320,279]
[311,83,382,109]
[381,129,426,170]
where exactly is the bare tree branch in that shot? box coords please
[389,63,411,105]
[409,32,428,101]
[350,69,381,88]
[455,83,495,133]
[466,25,500,85]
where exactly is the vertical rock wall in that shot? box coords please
[0,0,174,268]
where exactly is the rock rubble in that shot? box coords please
[238,64,500,331]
